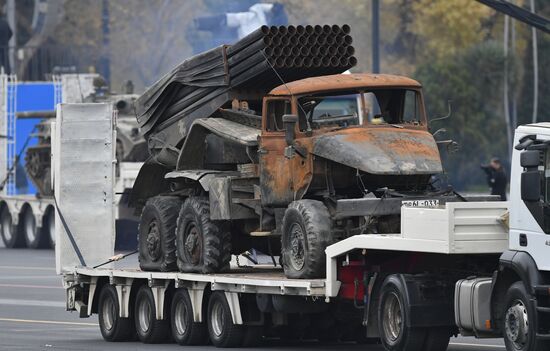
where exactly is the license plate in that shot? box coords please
[401,199,440,208]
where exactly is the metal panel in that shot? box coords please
[55,103,115,274]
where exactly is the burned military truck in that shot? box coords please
[131,25,451,279]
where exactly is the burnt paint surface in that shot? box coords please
[259,134,313,206]
[311,126,442,175]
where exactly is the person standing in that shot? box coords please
[0,10,12,74]
[481,157,508,201]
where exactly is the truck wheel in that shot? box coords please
[135,285,171,343]
[207,291,244,347]
[98,284,135,341]
[170,288,207,345]
[22,208,46,249]
[43,208,55,249]
[138,196,181,271]
[503,282,549,351]
[378,275,426,351]
[0,207,24,248]
[176,197,231,273]
[281,200,332,279]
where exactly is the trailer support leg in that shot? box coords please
[189,288,205,323]
[150,284,168,320]
[224,292,243,325]
[87,277,98,317]
[115,283,132,318]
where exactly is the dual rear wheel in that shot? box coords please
[0,206,55,249]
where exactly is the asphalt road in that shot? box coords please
[0,243,507,351]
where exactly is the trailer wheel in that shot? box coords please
[135,285,171,343]
[378,275,426,351]
[98,284,135,341]
[22,208,46,249]
[207,291,244,347]
[281,200,332,279]
[43,207,55,248]
[170,288,207,345]
[176,197,231,273]
[138,196,181,271]
[503,282,549,351]
[0,206,24,248]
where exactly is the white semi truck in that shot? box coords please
[56,102,548,351]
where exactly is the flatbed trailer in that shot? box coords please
[55,103,550,351]
[62,202,509,347]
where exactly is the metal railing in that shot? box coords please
[0,45,101,81]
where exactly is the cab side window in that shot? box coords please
[266,99,291,132]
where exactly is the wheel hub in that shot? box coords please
[505,300,529,349]
[289,223,305,271]
[382,292,403,344]
[184,224,202,265]
[174,300,188,335]
[146,221,161,261]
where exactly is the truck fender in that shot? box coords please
[128,162,171,209]
[496,250,545,296]
[490,250,549,329]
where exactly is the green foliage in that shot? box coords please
[416,41,510,190]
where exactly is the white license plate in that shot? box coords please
[401,199,440,208]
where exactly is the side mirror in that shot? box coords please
[520,150,542,202]
[521,171,541,202]
[283,114,298,146]
[520,150,540,168]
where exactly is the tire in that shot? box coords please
[138,196,181,271]
[207,291,244,347]
[422,327,450,351]
[43,207,55,249]
[170,289,207,345]
[134,285,171,343]
[281,200,333,279]
[98,284,135,341]
[0,206,24,248]
[176,197,231,273]
[378,275,426,351]
[503,281,550,351]
[21,208,47,249]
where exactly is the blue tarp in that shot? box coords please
[10,82,56,195]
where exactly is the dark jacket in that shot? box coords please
[483,167,507,201]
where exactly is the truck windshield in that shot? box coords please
[297,89,422,130]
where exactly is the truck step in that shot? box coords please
[536,333,550,340]
[536,306,550,314]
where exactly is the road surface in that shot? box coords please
[0,244,506,350]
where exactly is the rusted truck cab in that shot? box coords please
[259,74,441,205]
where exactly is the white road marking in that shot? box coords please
[0,283,62,289]
[0,265,55,271]
[0,318,97,326]
[0,298,65,307]
[450,342,505,349]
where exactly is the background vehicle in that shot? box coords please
[0,74,147,250]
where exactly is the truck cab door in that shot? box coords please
[259,98,294,206]
[511,133,550,271]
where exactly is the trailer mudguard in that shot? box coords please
[394,274,455,328]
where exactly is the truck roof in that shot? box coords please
[268,73,422,96]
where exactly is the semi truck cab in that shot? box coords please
[456,123,550,351]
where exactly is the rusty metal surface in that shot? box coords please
[310,126,442,175]
[268,73,421,96]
